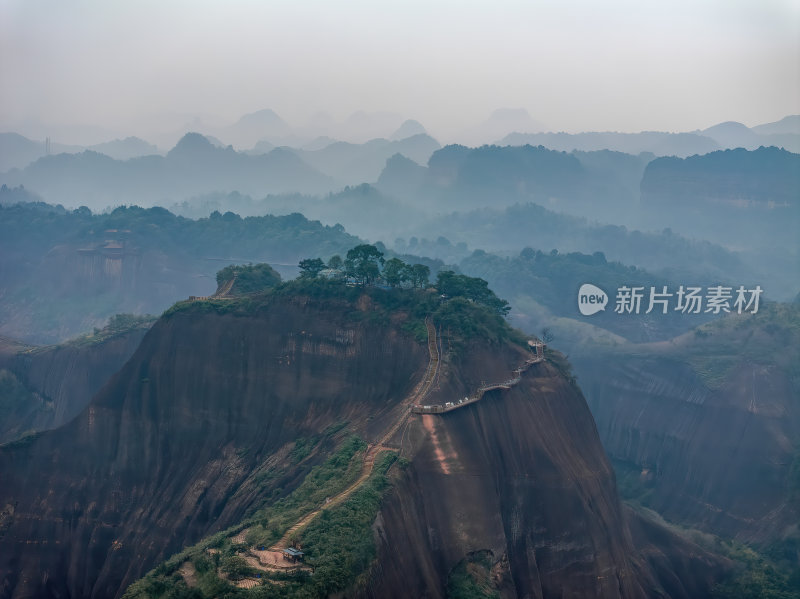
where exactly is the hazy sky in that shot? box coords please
[1,0,798,143]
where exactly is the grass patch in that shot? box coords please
[124,436,371,599]
[544,347,580,391]
[712,541,800,599]
[685,354,740,390]
[294,451,397,597]
[611,459,656,506]
[446,550,501,599]
[244,436,367,549]
[677,303,799,388]
[60,313,156,349]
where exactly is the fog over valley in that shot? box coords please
[1,2,798,598]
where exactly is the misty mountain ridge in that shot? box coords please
[376,153,429,198]
[699,121,761,148]
[287,133,441,185]
[750,114,800,135]
[457,107,547,146]
[500,116,800,155]
[233,108,291,131]
[237,112,422,150]
[86,136,160,160]
[0,129,448,210]
[0,132,336,209]
[377,142,797,259]
[144,110,796,159]
[4,134,794,302]
[3,111,796,174]
[642,145,799,207]
[0,200,361,343]
[378,142,647,220]
[696,119,800,152]
[500,130,721,157]
[195,108,294,149]
[0,132,160,172]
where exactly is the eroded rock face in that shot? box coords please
[0,328,149,444]
[574,354,800,545]
[367,357,724,599]
[0,299,726,598]
[0,300,426,598]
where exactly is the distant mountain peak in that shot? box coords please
[458,108,547,146]
[486,108,546,132]
[702,121,752,133]
[234,108,287,128]
[167,132,216,157]
[225,109,292,149]
[390,119,427,140]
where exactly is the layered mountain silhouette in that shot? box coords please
[500,130,721,157]
[0,133,158,171]
[0,133,335,209]
[500,116,800,156]
[457,108,547,146]
[751,114,800,135]
[641,146,799,207]
[224,108,293,148]
[288,133,440,185]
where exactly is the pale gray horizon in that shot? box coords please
[1,0,798,146]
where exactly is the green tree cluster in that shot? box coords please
[344,244,384,285]
[219,556,250,581]
[298,258,325,279]
[215,263,282,294]
[383,258,430,289]
[297,244,430,289]
[436,270,510,316]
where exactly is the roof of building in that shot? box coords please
[282,547,304,556]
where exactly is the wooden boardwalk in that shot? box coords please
[220,320,545,591]
[197,323,544,590]
[411,343,544,415]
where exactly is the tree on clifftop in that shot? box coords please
[345,244,384,285]
[327,254,343,270]
[383,258,408,288]
[408,263,430,289]
[436,270,510,316]
[298,257,326,279]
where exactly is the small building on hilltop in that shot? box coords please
[281,547,304,562]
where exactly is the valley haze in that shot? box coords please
[0,2,798,599]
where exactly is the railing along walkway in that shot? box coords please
[411,343,544,415]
